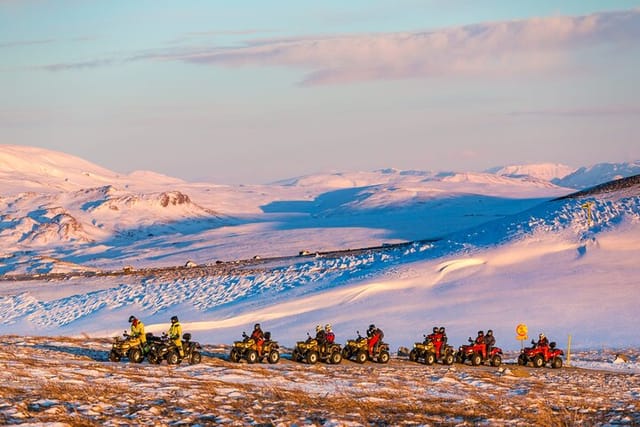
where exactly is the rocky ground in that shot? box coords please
[0,336,638,426]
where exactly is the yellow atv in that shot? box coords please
[229,332,280,364]
[108,331,147,363]
[409,336,455,365]
[292,334,342,364]
[341,331,390,364]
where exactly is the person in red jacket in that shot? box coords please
[250,323,265,356]
[324,324,335,344]
[366,324,383,357]
[536,333,549,348]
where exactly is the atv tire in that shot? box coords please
[517,354,527,366]
[247,350,258,364]
[471,353,482,366]
[167,351,180,365]
[148,352,161,364]
[409,349,418,362]
[330,351,342,364]
[229,349,241,363]
[551,357,563,369]
[128,347,143,363]
[533,354,545,368]
[356,351,368,364]
[443,353,455,365]
[378,351,390,364]
[190,351,202,365]
[109,350,121,362]
[268,350,280,364]
[425,352,436,366]
[341,348,351,360]
[306,351,319,364]
[491,354,502,367]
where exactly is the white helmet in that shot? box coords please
[315,325,322,333]
[325,323,332,332]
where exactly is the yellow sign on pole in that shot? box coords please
[515,323,528,341]
[581,202,594,227]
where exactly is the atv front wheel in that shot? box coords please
[190,351,202,365]
[167,351,180,365]
[443,353,455,365]
[109,350,121,362]
[128,348,143,363]
[409,349,417,362]
[247,350,258,364]
[148,352,161,364]
[471,353,482,366]
[229,349,241,363]
[532,354,545,368]
[306,351,319,365]
[268,350,280,364]
[425,352,436,366]
[378,351,390,364]
[491,354,502,367]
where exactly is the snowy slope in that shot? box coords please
[0,145,638,353]
[486,163,575,182]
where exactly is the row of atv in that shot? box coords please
[108,331,202,365]
[408,336,564,369]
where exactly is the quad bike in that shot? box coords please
[147,332,202,365]
[409,336,455,365]
[341,331,390,364]
[108,331,148,363]
[291,333,342,364]
[518,340,564,368]
[229,332,280,364]
[456,338,503,367]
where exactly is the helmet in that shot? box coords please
[315,325,322,333]
[439,327,445,333]
[171,315,178,323]
[433,327,438,333]
[128,315,136,323]
[254,323,261,329]
[539,333,545,339]
[325,323,332,332]
[487,329,493,335]
[478,330,484,336]
[369,324,375,329]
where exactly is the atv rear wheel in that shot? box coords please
[109,350,121,362]
[330,351,342,364]
[533,354,545,368]
[471,353,482,366]
[455,354,464,364]
[128,348,143,363]
[425,352,436,366]
[409,349,418,362]
[356,351,368,364]
[378,351,390,364]
[443,353,455,365]
[551,357,563,369]
[190,351,202,365]
[268,350,280,364]
[247,350,258,364]
[148,352,160,364]
[341,348,351,360]
[306,351,319,364]
[291,349,299,362]
[229,349,241,363]
[517,354,527,366]
[491,354,502,367]
[167,351,180,365]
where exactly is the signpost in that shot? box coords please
[516,323,528,351]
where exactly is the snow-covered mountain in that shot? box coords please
[553,161,640,189]
[486,163,576,182]
[0,145,639,352]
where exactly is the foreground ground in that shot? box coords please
[0,336,638,426]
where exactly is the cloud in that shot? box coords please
[32,9,640,84]
[0,39,54,48]
[510,106,640,118]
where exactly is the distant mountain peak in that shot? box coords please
[487,163,576,182]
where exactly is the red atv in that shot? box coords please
[518,340,564,368]
[456,338,503,367]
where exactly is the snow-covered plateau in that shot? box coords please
[0,145,638,425]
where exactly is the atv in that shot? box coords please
[456,338,503,367]
[409,336,455,365]
[518,340,564,368]
[147,332,202,365]
[341,331,390,364]
[229,331,280,364]
[108,331,148,363]
[291,333,342,364]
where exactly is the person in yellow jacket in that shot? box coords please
[168,315,184,357]
[128,315,146,345]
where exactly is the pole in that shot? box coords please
[566,334,572,367]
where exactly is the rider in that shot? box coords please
[168,315,183,357]
[536,333,549,348]
[439,327,447,346]
[324,324,335,344]
[315,324,327,354]
[251,323,265,357]
[485,329,496,357]
[128,315,147,346]
[366,324,383,357]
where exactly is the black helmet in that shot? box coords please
[254,323,261,329]
[369,324,375,329]
[171,315,178,323]
[487,329,493,335]
[478,330,484,336]
[433,326,438,333]
[128,315,136,323]
[439,327,445,333]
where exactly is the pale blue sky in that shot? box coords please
[2,1,639,184]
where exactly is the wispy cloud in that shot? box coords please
[0,39,54,48]
[510,106,640,118]
[31,9,640,85]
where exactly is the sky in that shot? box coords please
[1,0,640,184]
